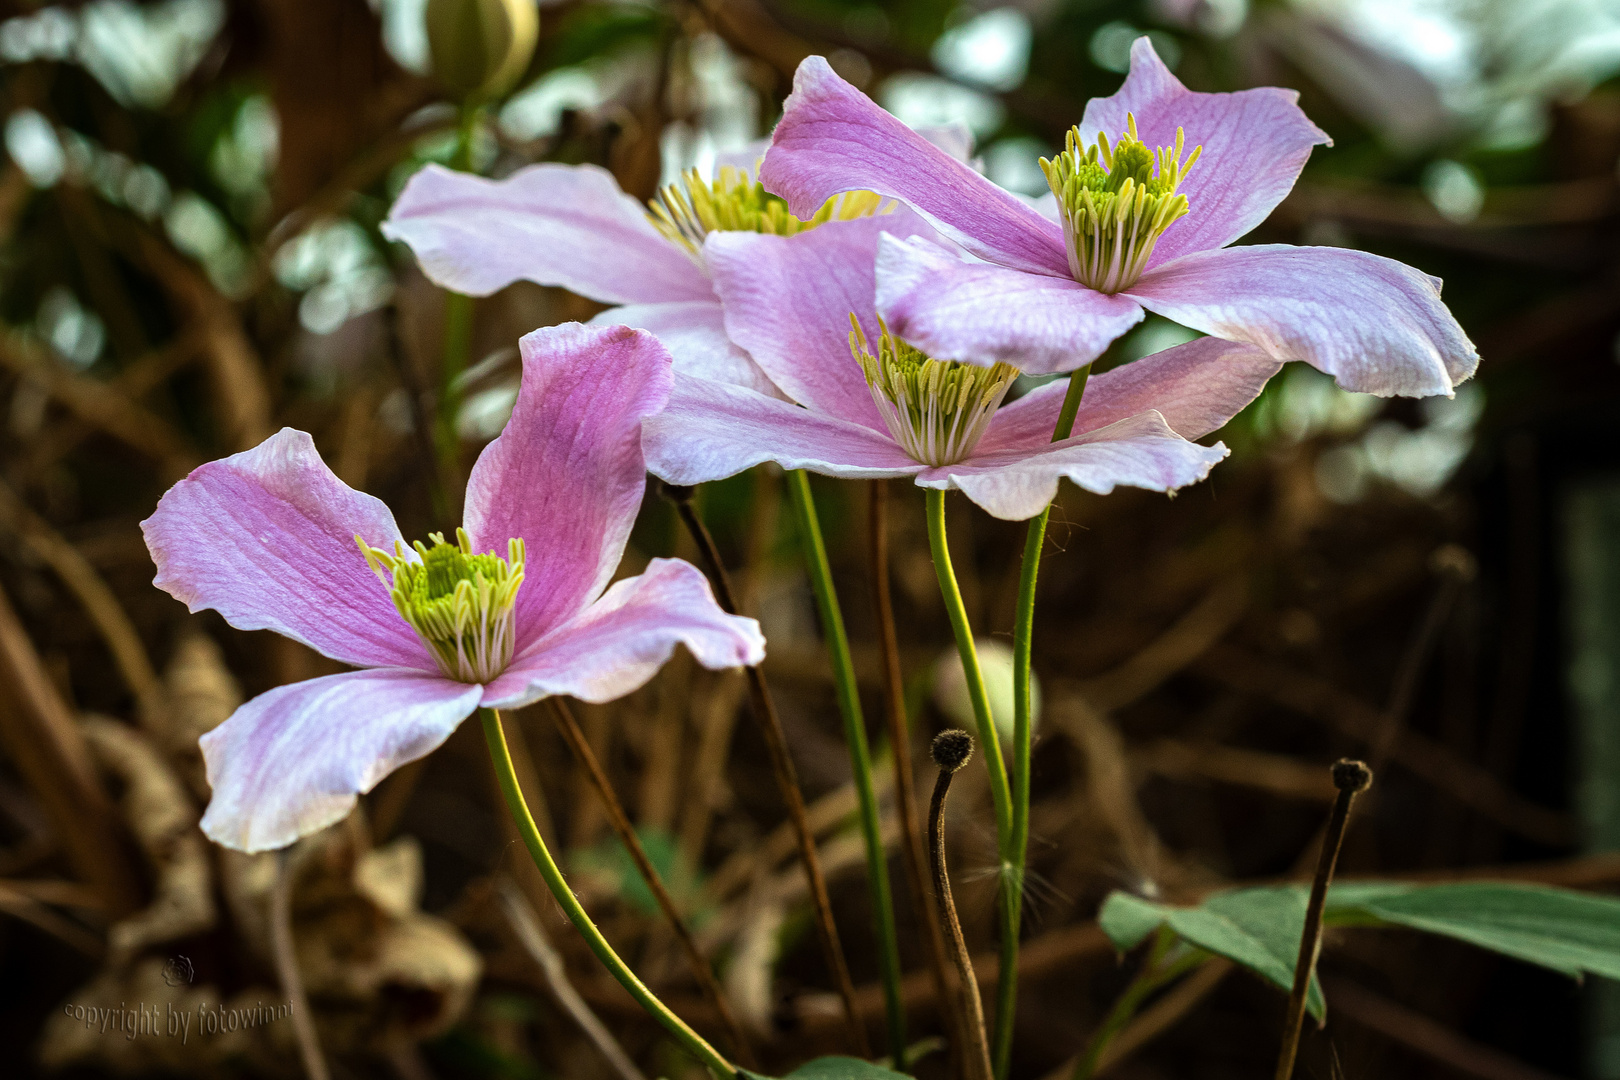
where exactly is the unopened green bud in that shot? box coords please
[426,0,539,103]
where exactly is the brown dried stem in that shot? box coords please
[868,479,957,1035]
[547,697,757,1068]
[928,730,993,1080]
[661,481,868,1056]
[1275,759,1372,1080]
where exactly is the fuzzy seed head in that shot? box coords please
[932,729,975,772]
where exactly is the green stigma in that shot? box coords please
[649,165,887,260]
[356,527,525,684]
[1040,113,1201,293]
[851,315,1018,467]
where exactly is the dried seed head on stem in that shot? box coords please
[929,730,994,1080]
[1274,758,1373,1080]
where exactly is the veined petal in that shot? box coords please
[706,214,934,426]
[1080,37,1330,267]
[760,56,1069,277]
[142,428,433,671]
[382,162,713,304]
[200,669,482,852]
[875,234,1144,375]
[481,559,765,708]
[981,336,1282,452]
[643,373,923,485]
[589,299,785,398]
[922,411,1229,520]
[1126,244,1477,397]
[463,323,671,651]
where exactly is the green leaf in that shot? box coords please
[1096,888,1326,1020]
[740,1057,911,1080]
[1098,891,1166,951]
[1326,882,1620,979]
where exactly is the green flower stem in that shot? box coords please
[437,104,482,498]
[480,707,735,1079]
[785,469,907,1068]
[999,367,1091,1076]
[1072,931,1203,1080]
[923,486,1018,1069]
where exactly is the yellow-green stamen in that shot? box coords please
[649,165,886,260]
[851,316,1018,467]
[1040,113,1201,293]
[356,527,525,684]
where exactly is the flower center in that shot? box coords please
[356,527,525,684]
[649,165,886,261]
[851,316,1018,467]
[1040,114,1201,293]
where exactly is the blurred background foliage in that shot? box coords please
[2,0,1620,1078]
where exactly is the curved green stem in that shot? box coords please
[1000,367,1090,1076]
[924,487,1017,1070]
[785,470,906,1068]
[480,708,735,1079]
[1073,931,1203,1080]
[437,104,482,496]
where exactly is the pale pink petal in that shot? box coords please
[875,234,1143,374]
[382,162,713,304]
[463,323,671,650]
[643,373,923,485]
[481,559,765,708]
[759,56,1069,277]
[589,300,785,398]
[706,215,934,427]
[142,428,432,671]
[199,669,482,852]
[1126,245,1477,397]
[1080,38,1331,266]
[980,337,1282,452]
[921,412,1230,520]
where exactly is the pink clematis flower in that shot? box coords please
[641,213,1283,520]
[759,39,1478,398]
[142,323,763,853]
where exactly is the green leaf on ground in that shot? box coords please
[1098,887,1326,1019]
[1098,879,1620,1023]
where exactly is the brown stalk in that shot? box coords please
[271,849,331,1080]
[868,480,958,1036]
[498,876,651,1080]
[1274,759,1373,1080]
[0,583,141,916]
[548,696,757,1069]
[0,479,164,731]
[661,481,869,1056]
[927,731,993,1080]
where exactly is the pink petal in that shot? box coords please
[875,234,1144,374]
[589,300,785,398]
[643,372,923,485]
[1080,38,1330,266]
[142,428,432,671]
[1126,244,1477,397]
[980,336,1282,452]
[382,162,713,304]
[923,412,1230,520]
[200,669,482,852]
[463,323,672,651]
[481,559,765,708]
[706,215,933,427]
[759,56,1069,277]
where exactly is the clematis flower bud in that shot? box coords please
[425,0,538,103]
[933,638,1041,748]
